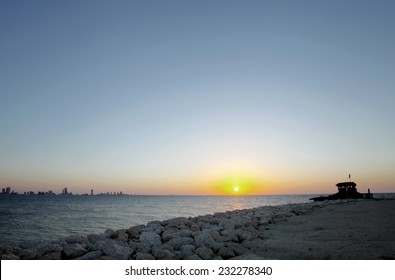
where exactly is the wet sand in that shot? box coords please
[240,200,395,259]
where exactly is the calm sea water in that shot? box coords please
[0,193,393,247]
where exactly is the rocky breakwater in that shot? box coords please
[1,201,337,260]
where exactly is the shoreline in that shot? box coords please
[240,199,395,259]
[0,194,316,247]
[1,199,394,260]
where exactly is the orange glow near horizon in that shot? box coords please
[209,174,264,195]
[5,166,393,196]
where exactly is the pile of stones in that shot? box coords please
[1,201,343,260]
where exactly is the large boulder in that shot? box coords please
[36,243,63,256]
[64,235,89,244]
[139,232,162,246]
[135,252,155,260]
[219,229,239,242]
[180,244,195,257]
[218,246,236,259]
[1,253,20,260]
[224,242,250,256]
[19,240,46,250]
[156,249,177,260]
[190,223,201,232]
[87,233,108,244]
[105,229,118,239]
[97,240,133,260]
[161,229,178,242]
[162,217,190,229]
[116,230,129,242]
[126,225,145,240]
[151,244,174,258]
[40,252,62,260]
[19,249,40,260]
[235,227,258,241]
[194,230,221,251]
[0,245,21,256]
[184,254,202,260]
[74,250,103,260]
[166,237,194,250]
[63,243,87,259]
[147,221,163,234]
[195,247,214,260]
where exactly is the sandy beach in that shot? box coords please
[1,199,394,260]
[238,199,395,260]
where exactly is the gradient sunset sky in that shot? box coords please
[1,0,394,195]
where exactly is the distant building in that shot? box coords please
[91,189,94,196]
[61,187,72,195]
[6,187,11,195]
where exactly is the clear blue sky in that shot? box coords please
[1,0,394,195]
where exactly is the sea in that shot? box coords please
[0,193,393,247]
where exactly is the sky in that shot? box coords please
[1,0,394,195]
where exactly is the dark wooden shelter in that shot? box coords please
[336,182,360,199]
[310,179,372,201]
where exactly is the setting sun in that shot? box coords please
[209,173,263,195]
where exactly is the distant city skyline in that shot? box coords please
[1,186,126,196]
[1,1,394,195]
